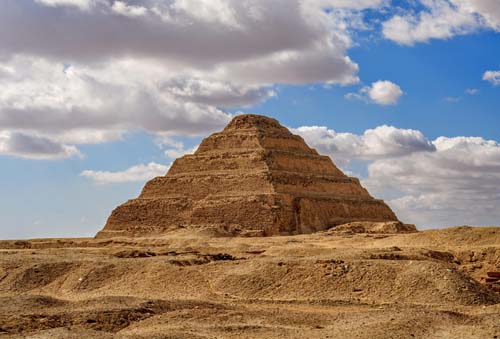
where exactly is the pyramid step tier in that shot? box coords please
[169,149,343,176]
[98,193,397,238]
[195,131,316,155]
[139,171,370,199]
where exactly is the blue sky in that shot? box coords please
[0,0,499,239]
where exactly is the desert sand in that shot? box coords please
[0,226,499,338]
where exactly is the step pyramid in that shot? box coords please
[97,114,398,238]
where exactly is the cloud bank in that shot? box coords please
[0,0,387,159]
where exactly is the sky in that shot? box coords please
[0,0,499,239]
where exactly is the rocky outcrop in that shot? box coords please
[97,114,399,238]
[325,221,417,234]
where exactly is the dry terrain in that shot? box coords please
[0,226,499,338]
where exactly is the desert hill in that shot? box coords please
[0,226,499,338]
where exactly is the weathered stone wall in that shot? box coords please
[296,197,398,234]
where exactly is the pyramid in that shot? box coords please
[97,114,398,238]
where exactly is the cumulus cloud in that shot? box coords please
[364,136,500,227]
[464,0,500,30]
[367,80,404,105]
[345,80,403,105]
[81,162,170,184]
[0,0,362,73]
[293,125,434,166]
[0,131,81,159]
[0,0,388,159]
[483,70,500,85]
[160,78,276,108]
[0,56,232,138]
[382,0,500,45]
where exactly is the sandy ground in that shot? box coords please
[0,226,499,338]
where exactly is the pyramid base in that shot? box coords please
[97,193,398,238]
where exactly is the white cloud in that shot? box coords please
[483,70,500,85]
[0,0,360,75]
[164,146,196,159]
[465,88,479,95]
[293,125,434,166]
[344,92,364,102]
[171,0,241,28]
[81,162,170,184]
[345,80,403,105]
[155,135,198,159]
[364,136,500,227]
[461,0,500,30]
[0,0,381,159]
[53,129,124,145]
[160,78,276,108]
[382,0,500,45]
[0,131,82,160]
[111,1,148,17]
[367,80,403,105]
[0,56,233,148]
[34,0,92,10]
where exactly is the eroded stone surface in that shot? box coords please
[97,114,399,238]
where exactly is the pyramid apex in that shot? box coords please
[225,114,283,131]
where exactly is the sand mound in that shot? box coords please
[0,227,499,338]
